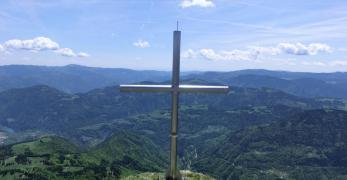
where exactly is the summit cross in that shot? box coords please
[120,29,229,180]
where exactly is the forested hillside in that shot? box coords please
[193,110,347,179]
[0,76,346,179]
[0,132,166,179]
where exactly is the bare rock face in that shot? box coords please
[122,170,214,180]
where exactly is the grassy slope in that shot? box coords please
[0,132,167,179]
[87,131,167,174]
[11,136,79,155]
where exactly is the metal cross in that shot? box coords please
[120,29,229,180]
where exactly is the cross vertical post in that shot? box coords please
[120,28,229,180]
[168,30,181,179]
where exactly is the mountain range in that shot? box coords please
[0,64,170,93]
[1,65,347,99]
[0,65,347,179]
[0,82,345,145]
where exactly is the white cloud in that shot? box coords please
[308,43,332,55]
[55,48,76,57]
[184,42,332,61]
[199,49,256,61]
[199,49,224,61]
[4,37,59,51]
[219,50,257,61]
[182,48,256,61]
[180,0,215,8]
[133,40,150,48]
[278,43,331,55]
[55,48,89,58]
[77,52,90,57]
[1,37,89,58]
[182,49,198,59]
[0,44,4,52]
[248,46,281,56]
[301,61,326,66]
[329,60,347,66]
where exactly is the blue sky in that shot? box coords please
[0,0,347,72]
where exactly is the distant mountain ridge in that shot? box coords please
[1,65,347,99]
[0,64,170,93]
[187,69,347,81]
[187,70,347,99]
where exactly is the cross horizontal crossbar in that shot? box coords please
[120,84,229,93]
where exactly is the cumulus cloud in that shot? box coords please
[182,49,198,59]
[0,37,89,58]
[221,49,258,61]
[77,52,90,57]
[248,46,281,56]
[180,0,215,8]
[330,60,347,66]
[4,37,59,51]
[133,40,150,48]
[0,45,4,52]
[55,48,90,57]
[55,48,75,57]
[301,61,326,66]
[184,42,332,61]
[278,43,331,55]
[199,49,256,61]
[199,49,224,61]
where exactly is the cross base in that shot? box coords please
[165,170,182,180]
